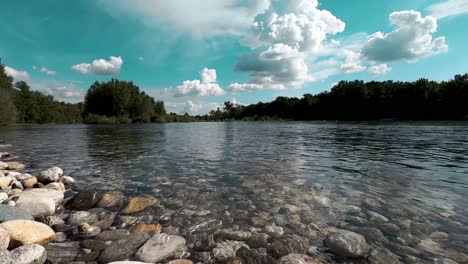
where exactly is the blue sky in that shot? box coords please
[1,0,467,114]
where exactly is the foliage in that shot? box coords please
[0,60,17,125]
[83,79,166,123]
[209,75,468,121]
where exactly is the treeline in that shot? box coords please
[209,75,468,121]
[0,61,83,125]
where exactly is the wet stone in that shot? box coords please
[186,232,216,251]
[212,240,249,261]
[81,239,108,251]
[268,235,309,258]
[0,204,34,222]
[95,229,129,241]
[68,211,98,226]
[66,190,100,210]
[246,233,270,248]
[96,191,127,209]
[121,196,158,214]
[237,247,277,264]
[98,233,151,263]
[368,247,403,264]
[135,233,187,263]
[216,228,252,241]
[279,254,324,264]
[325,229,369,258]
[44,242,81,263]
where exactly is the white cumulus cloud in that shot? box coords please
[362,10,448,63]
[174,68,226,97]
[71,56,123,75]
[40,67,57,76]
[230,0,346,92]
[428,0,468,19]
[4,66,31,81]
[369,64,392,76]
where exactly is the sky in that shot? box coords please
[1,0,467,114]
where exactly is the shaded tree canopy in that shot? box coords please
[0,59,17,125]
[83,79,166,123]
[209,75,468,121]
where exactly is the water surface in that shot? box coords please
[1,122,467,263]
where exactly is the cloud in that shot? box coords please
[40,67,57,76]
[164,100,221,115]
[71,56,123,75]
[173,68,226,97]
[428,0,468,19]
[230,0,346,91]
[4,66,31,81]
[97,0,270,37]
[369,64,392,76]
[339,50,366,73]
[34,81,84,103]
[362,10,448,63]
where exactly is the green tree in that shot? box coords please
[0,59,17,125]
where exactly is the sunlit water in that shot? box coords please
[1,122,467,263]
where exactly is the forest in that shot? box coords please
[1,58,468,125]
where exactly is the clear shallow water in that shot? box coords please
[1,122,467,263]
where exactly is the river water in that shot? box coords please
[0,122,467,263]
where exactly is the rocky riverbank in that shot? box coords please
[0,148,466,264]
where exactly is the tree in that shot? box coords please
[0,59,17,125]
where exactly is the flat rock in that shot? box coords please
[95,229,130,241]
[10,244,47,264]
[0,205,34,223]
[6,162,25,171]
[237,247,277,264]
[0,220,56,247]
[16,189,64,206]
[44,242,80,263]
[16,197,55,217]
[121,196,158,214]
[0,228,9,250]
[81,239,108,251]
[96,191,126,209]
[98,233,151,263]
[37,167,62,183]
[66,190,100,210]
[325,230,369,258]
[279,254,324,264]
[135,233,186,263]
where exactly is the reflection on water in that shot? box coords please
[0,122,467,263]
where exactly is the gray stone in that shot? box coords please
[98,233,151,263]
[134,233,186,263]
[325,230,369,258]
[0,249,13,264]
[246,233,270,248]
[212,240,249,261]
[10,244,47,264]
[16,189,64,206]
[368,247,402,264]
[16,197,55,217]
[216,228,252,241]
[95,229,130,241]
[268,235,308,258]
[279,254,323,264]
[81,239,108,251]
[237,247,277,264]
[0,204,33,222]
[67,211,98,226]
[265,224,284,238]
[44,242,80,263]
[37,167,63,183]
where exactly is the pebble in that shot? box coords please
[78,223,101,238]
[96,191,126,209]
[268,235,308,258]
[80,239,108,251]
[0,162,8,170]
[10,244,47,264]
[37,167,63,183]
[212,240,248,261]
[216,228,252,241]
[265,224,284,238]
[0,249,13,264]
[44,242,80,263]
[121,196,158,214]
[16,189,64,206]
[67,211,98,226]
[135,233,187,263]
[325,229,369,258]
[98,233,151,263]
[60,176,76,185]
[0,220,56,247]
[246,233,270,248]
[5,162,25,171]
[129,223,162,234]
[0,177,12,189]
[279,254,324,264]
[66,190,100,210]
[16,196,56,217]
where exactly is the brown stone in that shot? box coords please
[168,260,194,264]
[22,176,38,189]
[0,177,12,189]
[6,162,25,171]
[121,196,158,214]
[129,224,162,234]
[0,227,10,250]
